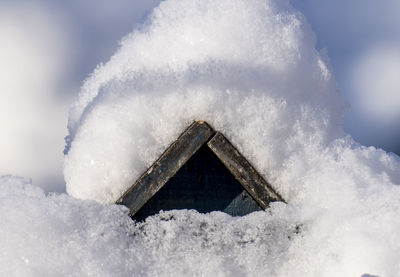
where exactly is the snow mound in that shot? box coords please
[2,175,399,276]
[65,0,347,203]
[61,0,400,275]
[0,176,297,276]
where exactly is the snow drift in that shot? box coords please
[4,0,400,276]
[65,0,347,203]
[0,176,297,276]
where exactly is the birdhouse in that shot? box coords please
[117,121,285,220]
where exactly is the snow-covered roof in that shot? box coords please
[64,0,349,205]
[59,0,400,275]
[118,120,284,218]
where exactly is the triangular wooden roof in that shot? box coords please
[117,121,285,217]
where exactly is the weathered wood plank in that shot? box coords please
[116,121,215,216]
[207,132,285,209]
[131,144,263,220]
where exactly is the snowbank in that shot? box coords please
[0,176,297,276]
[2,174,399,276]
[61,0,400,275]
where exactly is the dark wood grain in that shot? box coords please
[207,132,285,209]
[132,144,263,221]
[116,121,215,216]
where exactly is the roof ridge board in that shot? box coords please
[117,120,286,217]
[116,121,215,215]
[206,132,285,209]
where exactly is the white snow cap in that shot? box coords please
[63,0,400,275]
[65,0,347,203]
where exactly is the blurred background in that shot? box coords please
[0,0,399,192]
[292,0,400,155]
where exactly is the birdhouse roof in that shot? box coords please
[117,121,285,217]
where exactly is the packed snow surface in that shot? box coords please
[3,0,400,276]
[2,176,397,276]
[1,176,300,276]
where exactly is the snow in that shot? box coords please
[0,0,161,193]
[0,176,297,276]
[2,174,398,276]
[65,0,347,203]
[2,0,400,276]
